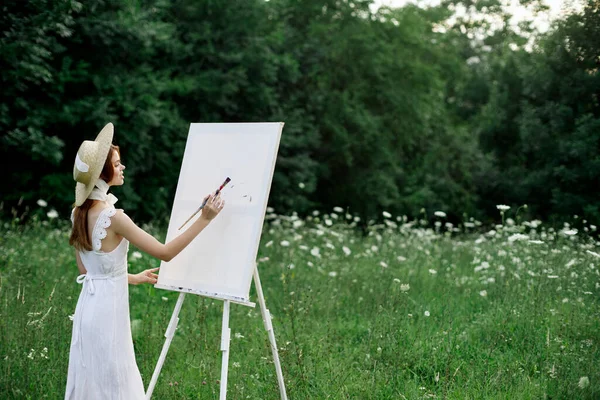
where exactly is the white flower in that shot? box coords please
[479,290,487,297]
[400,284,410,292]
[132,251,142,259]
[333,206,344,213]
[547,275,559,279]
[47,209,58,219]
[397,256,406,262]
[586,250,600,258]
[393,278,401,283]
[328,271,338,277]
[234,332,245,339]
[280,240,290,247]
[424,310,430,317]
[434,211,446,218]
[37,199,47,207]
[382,211,392,218]
[265,240,273,247]
[380,261,388,268]
[371,245,379,252]
[528,240,544,244]
[325,219,333,226]
[429,269,437,275]
[342,246,352,256]
[233,361,241,368]
[298,182,305,189]
[310,247,320,257]
[161,297,168,301]
[578,376,589,389]
[496,205,510,211]
[562,229,578,236]
[266,207,274,213]
[508,233,529,242]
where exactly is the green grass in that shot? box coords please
[1,210,599,399]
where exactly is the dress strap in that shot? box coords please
[92,207,117,252]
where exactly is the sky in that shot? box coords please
[370,0,586,33]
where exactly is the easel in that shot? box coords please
[145,265,288,400]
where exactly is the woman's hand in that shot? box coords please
[200,193,225,221]
[130,267,159,285]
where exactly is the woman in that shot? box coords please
[65,122,224,399]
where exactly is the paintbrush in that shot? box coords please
[178,177,231,230]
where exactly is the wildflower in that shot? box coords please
[266,207,274,213]
[397,256,406,262]
[37,199,47,207]
[371,245,379,252]
[496,205,510,211]
[578,376,589,389]
[428,269,437,275]
[132,251,142,259]
[547,275,559,279]
[298,182,305,189]
[393,278,401,283]
[233,362,240,368]
[333,206,344,213]
[234,332,245,339]
[47,209,58,219]
[400,284,410,292]
[479,290,487,297]
[328,271,338,277]
[434,211,446,218]
[528,240,544,244]
[380,261,388,268]
[562,229,578,236]
[586,250,600,258]
[287,263,295,270]
[382,211,392,218]
[424,311,430,317]
[280,240,290,247]
[310,247,320,257]
[508,233,529,242]
[325,219,333,226]
[265,241,273,247]
[342,246,351,256]
[293,220,303,228]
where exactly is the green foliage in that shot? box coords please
[0,0,597,226]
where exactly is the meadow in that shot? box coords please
[1,206,599,399]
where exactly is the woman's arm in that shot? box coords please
[111,195,224,262]
[75,250,87,275]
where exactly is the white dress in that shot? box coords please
[65,206,145,400]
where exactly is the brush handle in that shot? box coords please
[178,177,230,230]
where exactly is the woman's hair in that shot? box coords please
[69,145,120,251]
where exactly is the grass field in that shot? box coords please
[1,207,599,399]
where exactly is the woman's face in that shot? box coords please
[109,150,126,186]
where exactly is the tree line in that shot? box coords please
[1,0,598,228]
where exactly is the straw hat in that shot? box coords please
[73,123,114,206]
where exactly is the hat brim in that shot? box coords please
[74,123,114,206]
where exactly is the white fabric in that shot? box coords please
[87,179,118,205]
[75,153,89,173]
[92,208,116,252]
[65,206,145,400]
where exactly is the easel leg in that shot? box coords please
[146,293,186,400]
[253,267,288,400]
[219,300,231,400]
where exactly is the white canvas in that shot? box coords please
[155,122,283,305]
